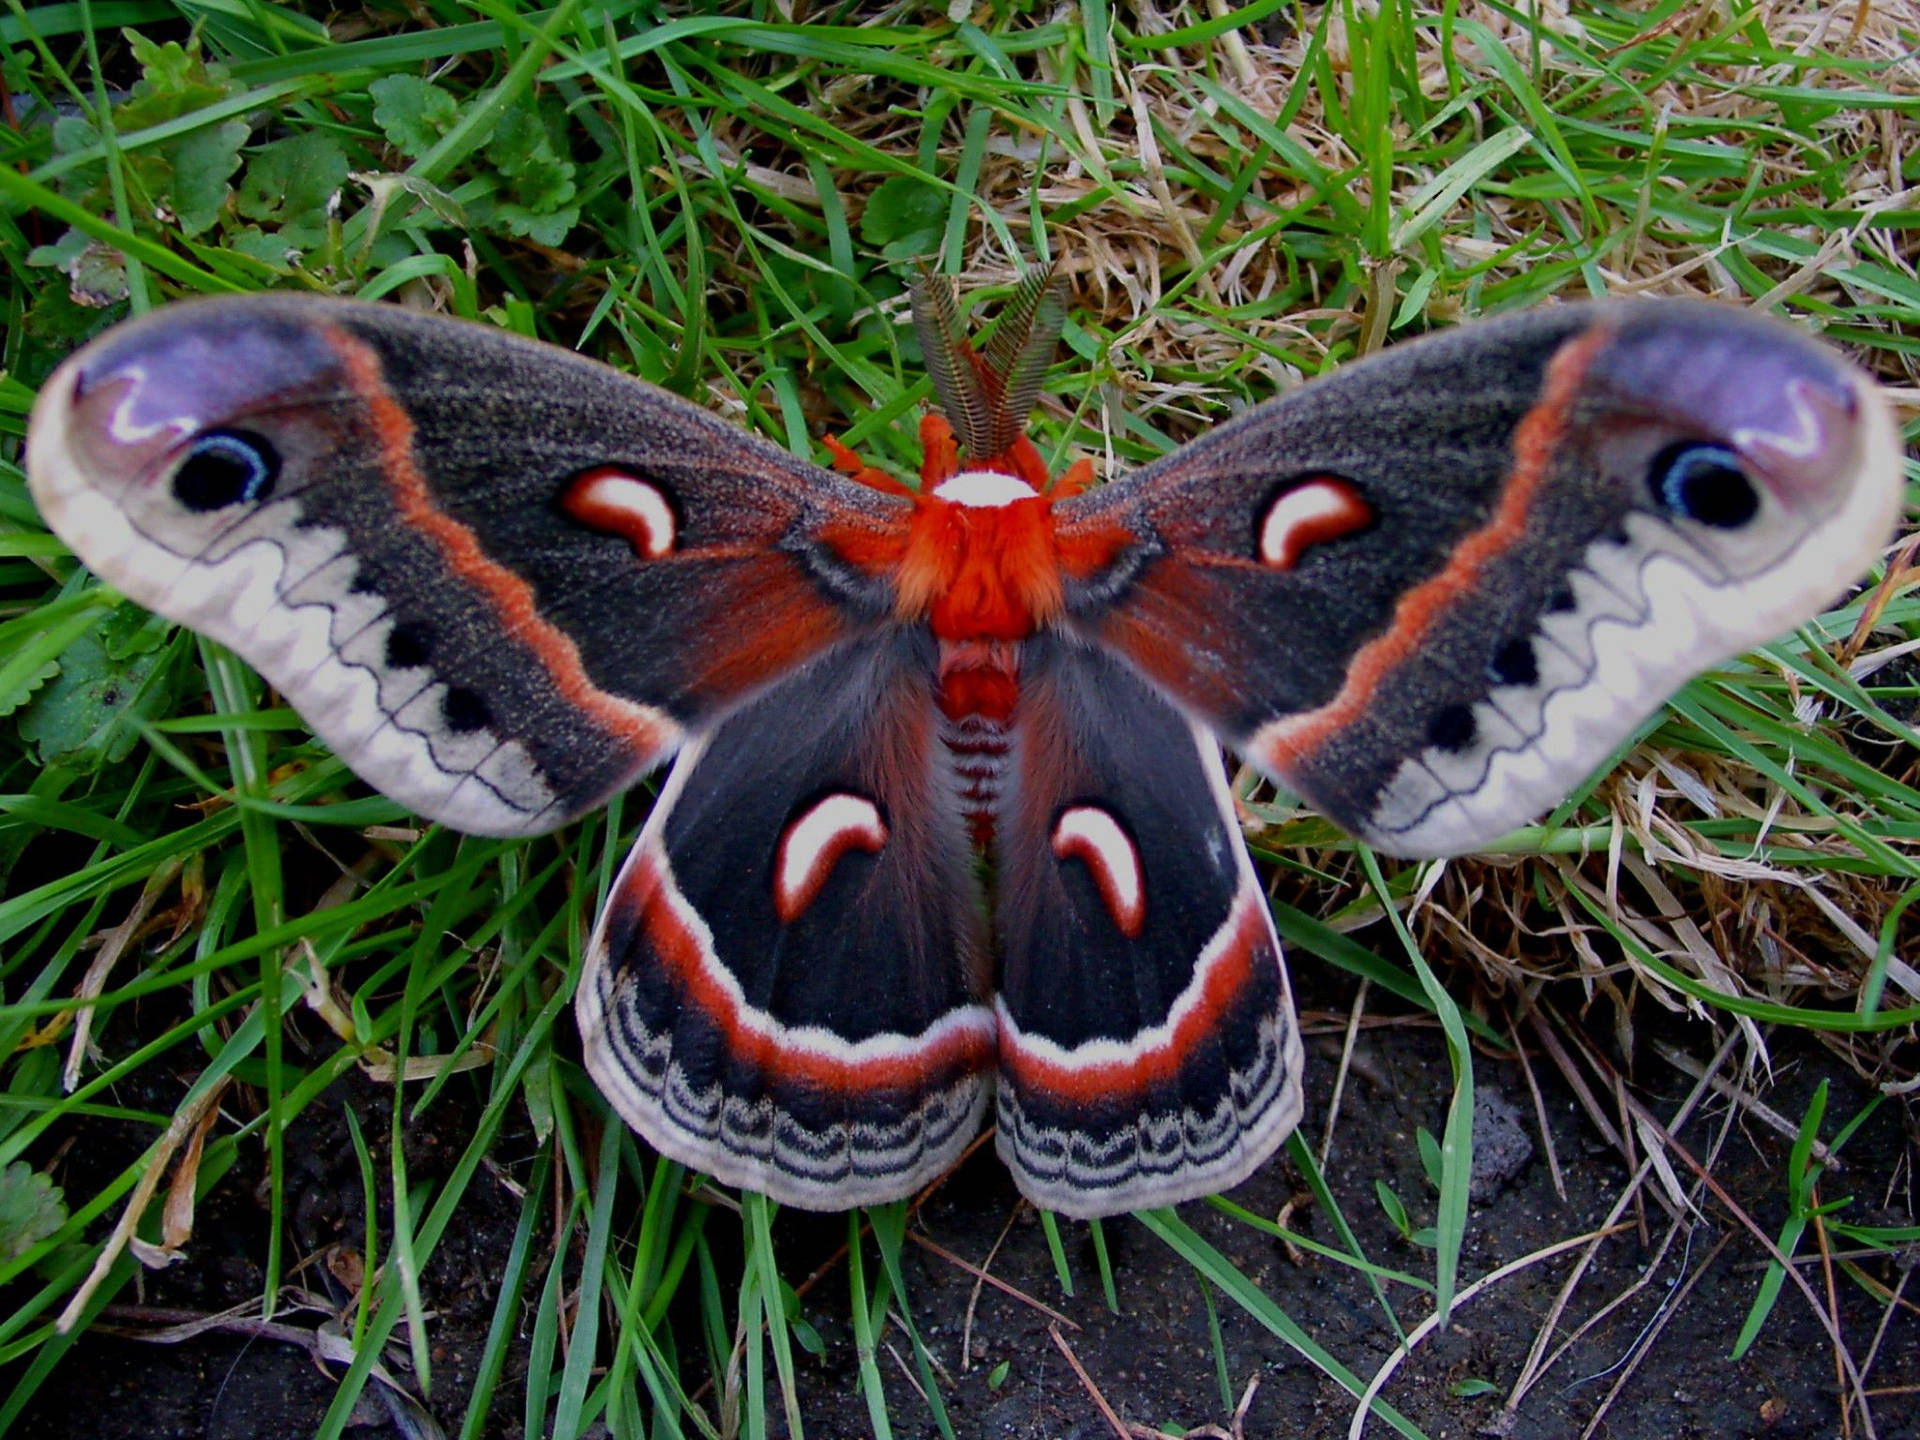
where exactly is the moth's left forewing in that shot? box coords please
[27,297,906,836]
[1057,303,1904,858]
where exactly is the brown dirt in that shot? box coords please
[9,958,1917,1440]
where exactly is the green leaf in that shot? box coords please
[16,611,176,768]
[789,1312,826,1358]
[1375,1179,1412,1239]
[0,653,61,720]
[861,174,943,258]
[987,1359,1010,1390]
[236,130,350,240]
[370,75,461,158]
[487,104,575,207]
[1416,1126,1443,1190]
[0,1162,67,1263]
[1452,1377,1500,1398]
[167,119,250,235]
[25,228,129,307]
[488,200,579,247]
[25,227,90,270]
[226,228,302,270]
[126,29,203,97]
[121,30,237,129]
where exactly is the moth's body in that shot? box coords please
[26,280,1901,1216]
[908,470,1051,847]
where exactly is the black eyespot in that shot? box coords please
[385,622,433,670]
[441,686,491,734]
[1546,584,1576,614]
[1489,637,1539,688]
[172,429,279,512]
[1649,442,1757,528]
[1427,704,1477,752]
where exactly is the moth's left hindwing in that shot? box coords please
[581,630,997,1208]
[1058,303,1903,857]
[28,296,907,835]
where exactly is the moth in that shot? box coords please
[26,274,1901,1217]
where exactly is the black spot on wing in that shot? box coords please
[172,429,280,511]
[1426,704,1477,753]
[442,685,492,734]
[385,621,433,669]
[1489,636,1538,687]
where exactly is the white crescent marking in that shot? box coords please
[572,472,677,558]
[1050,803,1144,936]
[1257,478,1369,569]
[774,792,888,921]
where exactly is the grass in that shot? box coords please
[1,0,1917,1436]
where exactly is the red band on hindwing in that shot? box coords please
[997,887,1272,1102]
[625,848,997,1094]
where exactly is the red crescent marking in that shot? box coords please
[1258,477,1373,569]
[562,468,676,557]
[999,890,1271,1101]
[630,852,996,1092]
[326,326,667,755]
[1260,326,1609,772]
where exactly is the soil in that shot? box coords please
[8,958,1917,1440]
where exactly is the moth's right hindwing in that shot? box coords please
[992,636,1304,1217]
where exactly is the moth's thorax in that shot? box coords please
[896,472,1065,642]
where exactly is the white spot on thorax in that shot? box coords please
[933,471,1039,508]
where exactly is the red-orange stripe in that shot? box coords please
[634,852,995,1092]
[999,890,1270,1102]
[1260,326,1609,772]
[326,326,667,755]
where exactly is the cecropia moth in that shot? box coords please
[25,273,1902,1215]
